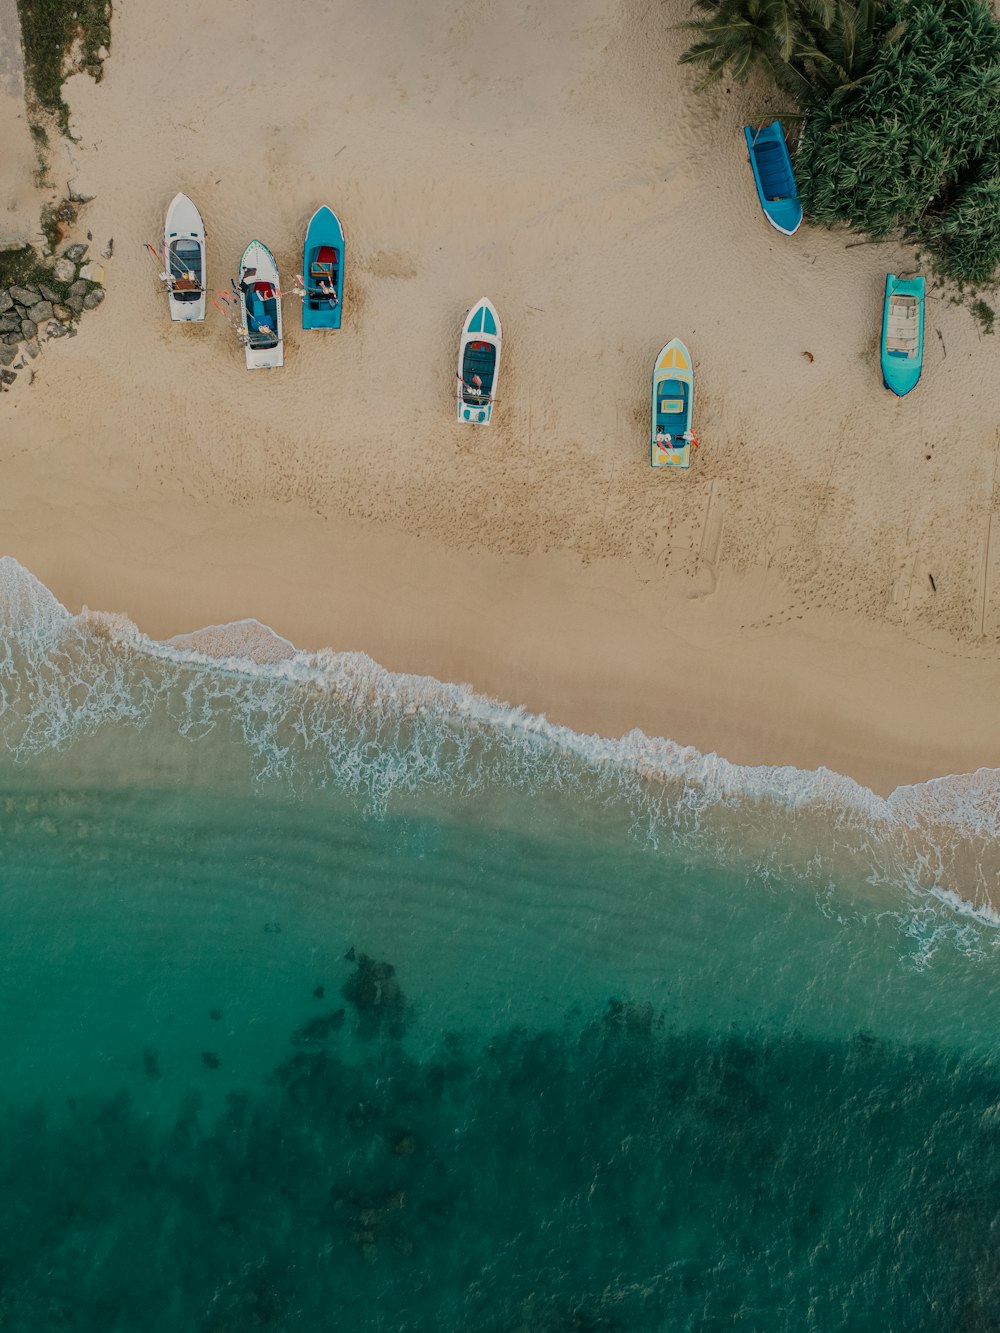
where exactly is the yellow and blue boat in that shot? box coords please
[880,274,925,397]
[743,121,802,236]
[651,339,696,469]
[302,206,345,331]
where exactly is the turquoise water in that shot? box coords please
[1,559,1000,1330]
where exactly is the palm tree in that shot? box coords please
[678,0,797,87]
[793,0,896,99]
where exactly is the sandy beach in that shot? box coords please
[1,0,999,797]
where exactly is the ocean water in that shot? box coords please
[1,557,1000,1331]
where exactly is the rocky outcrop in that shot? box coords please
[0,245,106,390]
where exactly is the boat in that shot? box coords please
[651,339,696,469]
[163,192,206,322]
[880,273,925,397]
[743,121,803,236]
[301,205,345,331]
[237,241,283,370]
[457,298,501,424]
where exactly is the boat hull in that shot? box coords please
[164,192,206,322]
[457,298,501,424]
[651,339,694,469]
[881,273,925,397]
[744,123,803,236]
[238,241,283,370]
[302,206,345,331]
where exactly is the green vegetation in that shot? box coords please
[15,0,111,131]
[681,0,1000,287]
[0,244,71,301]
[971,299,996,334]
[39,203,60,254]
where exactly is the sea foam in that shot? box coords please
[0,556,997,919]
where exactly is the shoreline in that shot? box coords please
[1,0,999,801]
[4,519,998,800]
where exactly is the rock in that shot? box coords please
[79,262,105,284]
[53,258,76,283]
[56,202,77,224]
[0,316,19,334]
[0,369,16,385]
[2,333,20,347]
[102,238,114,259]
[38,285,61,303]
[9,285,39,306]
[66,295,85,313]
[68,189,96,205]
[68,279,88,297]
[0,291,12,313]
[20,319,36,339]
[341,953,408,1040]
[0,345,17,367]
[28,301,54,323]
[82,290,105,310]
[23,340,39,360]
[0,238,30,253]
[44,321,68,339]
[64,244,87,263]
[53,305,72,323]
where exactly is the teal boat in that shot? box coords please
[457,298,502,425]
[743,122,802,236]
[301,206,344,331]
[881,274,924,397]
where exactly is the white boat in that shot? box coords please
[457,297,501,424]
[237,241,283,370]
[163,193,206,322]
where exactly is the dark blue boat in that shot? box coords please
[302,205,344,331]
[743,121,802,236]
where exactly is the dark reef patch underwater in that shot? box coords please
[5,976,1000,1331]
[1,559,1000,1329]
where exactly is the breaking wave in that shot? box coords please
[0,556,997,921]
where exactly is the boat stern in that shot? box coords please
[168,292,206,323]
[458,399,494,425]
[245,341,284,370]
[651,437,692,469]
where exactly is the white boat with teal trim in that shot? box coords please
[457,298,501,424]
[163,193,206,322]
[237,241,283,370]
[651,339,697,469]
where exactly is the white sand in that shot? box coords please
[1,0,999,795]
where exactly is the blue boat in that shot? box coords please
[301,205,345,330]
[743,121,802,236]
[880,273,925,397]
